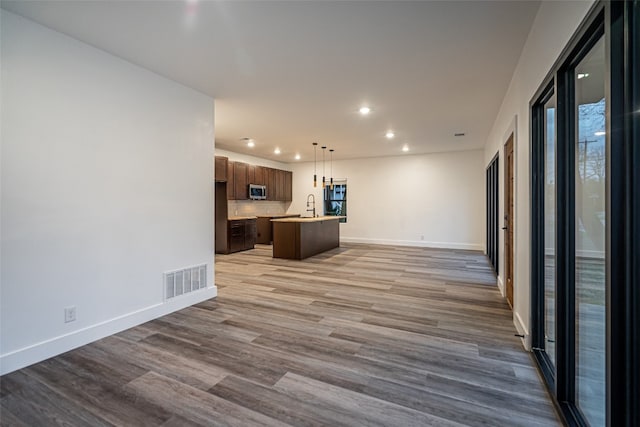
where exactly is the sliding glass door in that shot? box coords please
[543,92,557,369]
[530,2,639,426]
[574,36,606,426]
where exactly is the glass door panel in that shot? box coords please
[544,94,556,367]
[574,36,606,427]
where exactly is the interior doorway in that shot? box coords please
[486,154,499,273]
[504,134,515,308]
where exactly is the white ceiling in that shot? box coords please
[2,0,540,162]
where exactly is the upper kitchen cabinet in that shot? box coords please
[247,164,255,186]
[267,168,277,201]
[234,162,248,200]
[273,169,292,201]
[222,159,291,201]
[227,161,235,200]
[276,169,285,201]
[214,156,228,182]
[254,166,266,186]
[284,171,292,201]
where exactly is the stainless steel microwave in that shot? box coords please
[249,184,267,200]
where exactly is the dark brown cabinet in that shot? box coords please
[284,171,292,201]
[245,220,256,248]
[234,162,248,200]
[276,169,285,201]
[226,218,256,253]
[247,164,255,185]
[215,156,228,182]
[227,161,235,200]
[256,214,300,244]
[215,182,228,254]
[223,161,292,201]
[272,217,340,260]
[267,168,277,201]
[254,166,266,185]
[229,220,245,252]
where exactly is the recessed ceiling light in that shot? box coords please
[186,0,199,14]
[295,154,301,160]
[359,106,371,115]
[577,73,590,79]
[247,140,255,148]
[385,131,395,139]
[594,131,606,136]
[402,144,409,152]
[454,133,466,137]
[274,148,281,154]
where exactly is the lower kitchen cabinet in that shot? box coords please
[226,218,256,254]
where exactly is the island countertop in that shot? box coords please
[271,216,345,223]
[228,216,257,221]
[256,214,300,219]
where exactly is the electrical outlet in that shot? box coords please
[64,306,76,323]
[420,235,425,241]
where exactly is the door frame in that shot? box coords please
[503,133,515,309]
[530,80,556,389]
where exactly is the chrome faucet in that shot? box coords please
[306,194,316,217]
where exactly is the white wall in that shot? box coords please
[289,150,485,250]
[483,0,594,347]
[0,11,216,374]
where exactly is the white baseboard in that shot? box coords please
[497,276,505,296]
[514,311,531,351]
[0,286,217,375]
[340,237,483,251]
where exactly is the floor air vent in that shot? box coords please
[164,264,207,300]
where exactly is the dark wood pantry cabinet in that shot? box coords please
[214,156,228,182]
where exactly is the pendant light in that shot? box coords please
[312,142,318,187]
[321,146,327,188]
[329,149,334,190]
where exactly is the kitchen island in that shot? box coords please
[271,216,344,260]
[256,214,300,244]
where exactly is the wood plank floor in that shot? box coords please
[0,243,560,426]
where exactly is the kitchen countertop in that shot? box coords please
[256,214,300,219]
[228,216,257,221]
[271,216,345,223]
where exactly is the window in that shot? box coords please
[324,181,347,223]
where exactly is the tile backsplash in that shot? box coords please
[228,200,291,217]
